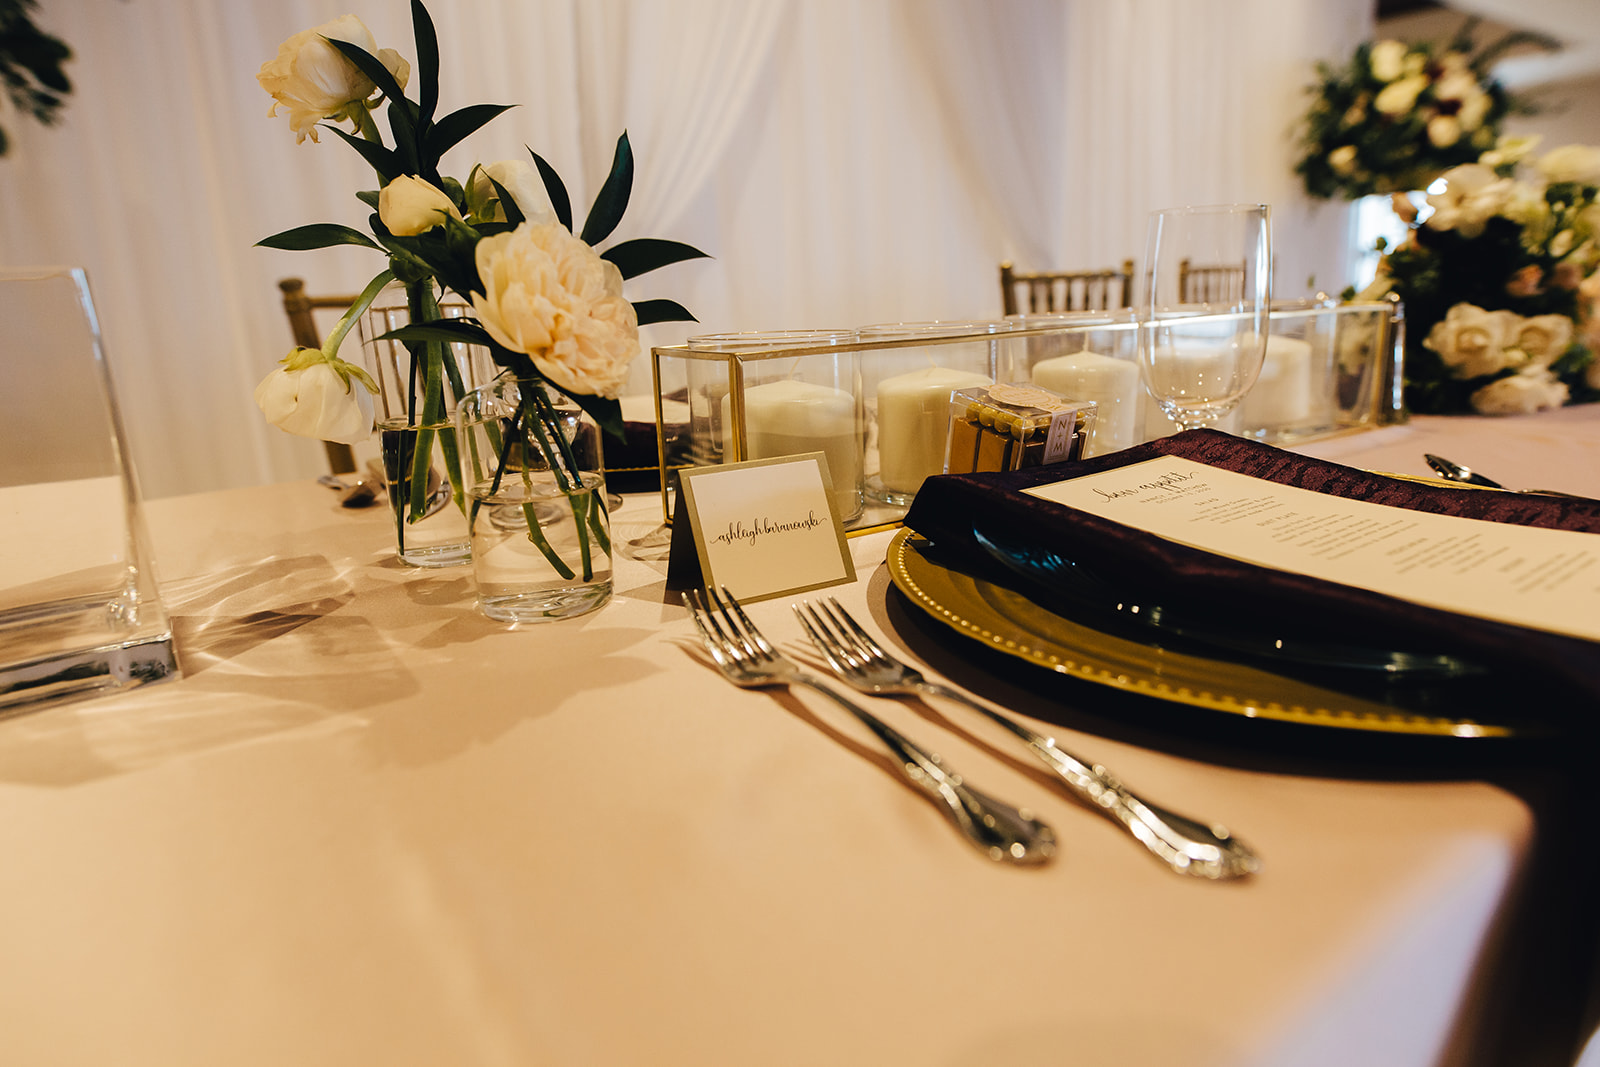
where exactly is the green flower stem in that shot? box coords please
[521,500,576,581]
[567,493,594,582]
[522,382,609,574]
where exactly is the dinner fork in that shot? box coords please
[795,598,1260,880]
[686,587,1056,866]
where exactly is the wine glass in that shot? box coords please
[1138,203,1272,431]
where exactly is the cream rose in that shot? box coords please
[254,351,376,444]
[1422,303,1527,379]
[466,160,555,226]
[1374,74,1427,117]
[1427,115,1462,149]
[258,15,410,144]
[1328,145,1358,177]
[1369,40,1408,83]
[471,221,640,397]
[1469,366,1569,415]
[1457,89,1491,133]
[1537,144,1600,185]
[1515,314,1574,366]
[1425,164,1512,238]
[378,175,461,236]
[1479,135,1541,170]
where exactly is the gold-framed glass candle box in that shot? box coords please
[651,300,1403,528]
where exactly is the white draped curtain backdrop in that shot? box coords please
[0,0,1371,498]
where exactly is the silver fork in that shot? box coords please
[687,587,1056,866]
[795,598,1260,880]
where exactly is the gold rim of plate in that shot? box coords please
[885,527,1513,739]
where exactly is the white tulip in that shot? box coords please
[378,175,462,236]
[258,15,410,144]
[472,221,640,398]
[254,353,376,444]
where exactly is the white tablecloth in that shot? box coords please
[2,409,1597,1066]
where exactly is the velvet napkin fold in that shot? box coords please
[901,428,1600,708]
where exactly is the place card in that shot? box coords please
[667,453,856,603]
[1025,456,1600,642]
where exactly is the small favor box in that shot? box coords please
[944,382,1096,474]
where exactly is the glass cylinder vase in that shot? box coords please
[359,282,495,568]
[456,378,613,622]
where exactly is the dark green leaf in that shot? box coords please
[488,176,525,227]
[530,150,573,232]
[380,321,495,348]
[327,125,399,185]
[411,0,440,128]
[581,132,633,246]
[356,189,381,210]
[632,299,698,326]
[426,103,516,159]
[602,238,710,280]
[256,223,382,251]
[386,96,423,177]
[559,390,626,443]
[326,37,418,172]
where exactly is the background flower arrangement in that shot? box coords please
[1295,21,1552,201]
[250,1,705,569]
[1357,141,1600,415]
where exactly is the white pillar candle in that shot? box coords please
[1240,335,1314,429]
[874,366,991,493]
[725,379,862,518]
[1031,349,1139,455]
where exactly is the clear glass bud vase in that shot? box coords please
[358,282,494,568]
[456,377,613,621]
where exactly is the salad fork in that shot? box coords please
[686,587,1056,866]
[795,597,1260,880]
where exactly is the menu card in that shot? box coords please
[1025,456,1600,642]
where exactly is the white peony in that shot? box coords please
[1369,40,1408,83]
[471,221,640,398]
[378,175,461,235]
[1515,314,1574,366]
[466,160,556,226]
[1536,144,1600,186]
[1469,366,1569,415]
[254,352,376,444]
[1374,74,1428,117]
[1425,164,1513,238]
[1422,303,1527,379]
[257,15,410,144]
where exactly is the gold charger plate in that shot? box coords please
[885,527,1516,739]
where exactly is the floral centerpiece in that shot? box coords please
[1295,21,1551,201]
[1356,140,1600,415]
[251,2,704,578]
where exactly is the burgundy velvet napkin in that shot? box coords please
[902,429,1600,707]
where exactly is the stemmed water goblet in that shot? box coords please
[1138,204,1272,432]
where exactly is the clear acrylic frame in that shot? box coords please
[0,268,179,715]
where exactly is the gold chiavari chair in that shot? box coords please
[1177,258,1247,304]
[999,260,1135,316]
